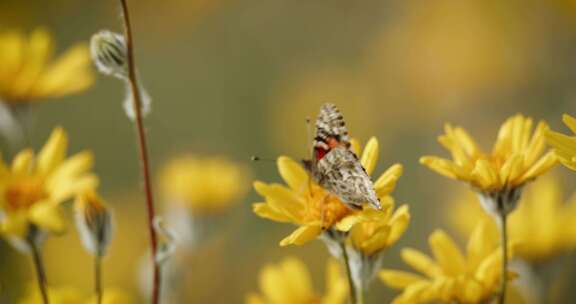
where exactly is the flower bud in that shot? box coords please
[74,191,113,257]
[90,30,128,79]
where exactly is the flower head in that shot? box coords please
[380,220,515,304]
[546,114,576,171]
[158,155,249,214]
[74,189,113,257]
[253,137,402,246]
[0,28,94,103]
[421,114,556,193]
[449,174,576,263]
[0,128,98,247]
[348,203,410,257]
[246,256,347,304]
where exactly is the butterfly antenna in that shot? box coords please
[304,117,315,198]
[250,155,275,162]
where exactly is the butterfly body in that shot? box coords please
[304,103,381,210]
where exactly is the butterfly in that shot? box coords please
[302,103,381,210]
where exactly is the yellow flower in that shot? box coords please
[158,155,249,213]
[0,127,98,241]
[246,256,347,304]
[421,114,556,193]
[449,174,576,263]
[18,285,134,304]
[253,137,403,246]
[348,203,410,256]
[380,220,515,304]
[546,114,576,171]
[0,27,94,103]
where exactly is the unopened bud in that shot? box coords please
[74,191,113,257]
[90,30,128,79]
[153,217,177,265]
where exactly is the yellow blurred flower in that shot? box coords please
[158,155,249,214]
[449,174,576,263]
[348,203,410,257]
[245,256,347,304]
[0,127,97,242]
[421,114,556,194]
[546,114,576,171]
[380,220,515,304]
[18,285,133,304]
[0,27,94,103]
[253,137,402,246]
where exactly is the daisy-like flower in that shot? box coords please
[421,114,556,216]
[245,256,347,304]
[546,114,576,171]
[380,220,516,304]
[449,174,576,263]
[0,127,98,250]
[253,137,402,246]
[0,28,94,103]
[18,284,134,304]
[158,155,249,214]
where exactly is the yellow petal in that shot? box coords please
[11,149,34,175]
[420,156,461,180]
[280,257,314,301]
[374,164,403,197]
[518,152,556,183]
[386,205,410,246]
[279,224,322,246]
[49,174,99,203]
[36,127,67,175]
[252,203,292,223]
[379,270,425,289]
[563,114,576,134]
[277,156,310,194]
[46,151,94,188]
[259,263,291,303]
[429,229,466,276]
[466,220,493,270]
[253,182,304,223]
[28,201,65,233]
[11,28,53,98]
[401,248,442,278]
[0,210,29,238]
[350,138,361,156]
[360,137,379,176]
[471,159,500,189]
[322,259,348,304]
[34,44,94,98]
[546,130,576,170]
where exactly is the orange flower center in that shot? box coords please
[4,178,47,211]
[303,185,352,228]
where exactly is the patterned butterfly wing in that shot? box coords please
[313,146,381,210]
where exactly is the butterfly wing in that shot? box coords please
[314,103,351,151]
[315,146,381,210]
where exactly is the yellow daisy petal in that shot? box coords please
[279,224,322,246]
[379,270,426,289]
[277,156,310,194]
[360,137,379,175]
[36,127,67,176]
[28,201,65,233]
[429,230,466,276]
[401,248,443,278]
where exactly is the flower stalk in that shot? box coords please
[340,241,362,304]
[27,229,49,304]
[498,211,508,304]
[117,0,161,303]
[95,255,103,304]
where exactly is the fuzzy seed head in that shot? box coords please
[90,30,128,79]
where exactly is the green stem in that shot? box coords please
[95,255,103,304]
[340,241,359,304]
[498,211,508,304]
[29,239,49,304]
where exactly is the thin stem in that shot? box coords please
[29,239,49,304]
[339,241,358,304]
[498,211,508,304]
[117,1,161,303]
[95,256,103,304]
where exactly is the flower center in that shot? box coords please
[4,178,47,211]
[303,185,351,228]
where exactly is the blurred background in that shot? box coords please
[2,0,576,302]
